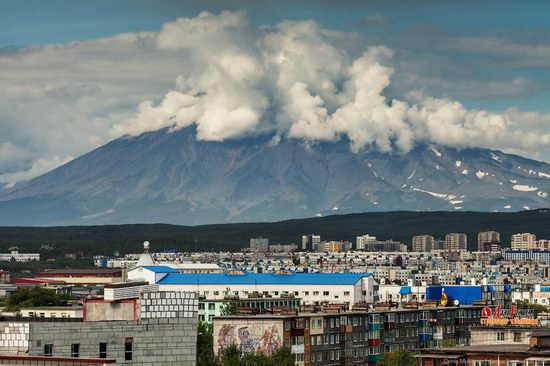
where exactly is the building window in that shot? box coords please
[71,343,80,358]
[198,315,205,321]
[214,291,219,296]
[99,342,107,358]
[344,291,350,296]
[514,333,522,342]
[199,303,205,310]
[44,344,53,357]
[473,362,490,366]
[323,291,329,296]
[497,332,505,341]
[208,303,216,310]
[125,338,133,361]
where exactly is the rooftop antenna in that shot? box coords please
[143,241,150,254]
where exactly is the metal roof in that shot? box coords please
[142,266,180,273]
[157,272,371,285]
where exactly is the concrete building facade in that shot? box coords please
[412,235,434,252]
[250,238,269,253]
[511,233,537,250]
[444,233,467,251]
[477,231,500,251]
[0,291,198,365]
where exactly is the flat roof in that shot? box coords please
[142,266,179,273]
[36,269,122,275]
[20,306,83,311]
[158,272,371,285]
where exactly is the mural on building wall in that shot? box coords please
[217,323,282,355]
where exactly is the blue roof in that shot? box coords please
[157,272,371,285]
[143,266,180,273]
[399,286,411,295]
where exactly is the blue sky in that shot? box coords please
[2,0,550,186]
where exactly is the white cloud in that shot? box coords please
[0,156,73,188]
[2,10,550,187]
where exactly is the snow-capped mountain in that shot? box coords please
[1,126,550,226]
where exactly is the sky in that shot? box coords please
[2,0,550,187]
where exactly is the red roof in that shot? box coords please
[15,278,66,285]
[35,269,123,278]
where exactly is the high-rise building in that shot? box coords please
[318,241,352,253]
[511,233,537,250]
[302,235,321,251]
[250,237,269,253]
[363,240,406,252]
[356,234,377,250]
[477,231,501,251]
[412,235,434,252]
[444,233,467,250]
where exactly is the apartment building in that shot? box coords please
[511,233,537,250]
[214,305,482,365]
[412,235,434,252]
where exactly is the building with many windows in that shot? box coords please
[214,305,482,365]
[302,235,321,251]
[356,235,377,251]
[153,270,379,305]
[444,233,467,251]
[477,231,500,251]
[412,235,434,252]
[511,233,537,250]
[250,237,269,253]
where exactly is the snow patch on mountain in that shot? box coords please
[407,168,417,180]
[430,146,442,157]
[455,161,462,168]
[538,191,548,198]
[413,188,447,199]
[476,171,487,179]
[539,172,550,178]
[462,169,469,175]
[490,152,502,163]
[513,185,538,192]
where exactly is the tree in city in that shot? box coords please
[214,345,295,366]
[515,300,549,315]
[377,349,416,366]
[220,302,238,316]
[6,287,69,312]
[197,321,215,366]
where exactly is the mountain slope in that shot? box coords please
[1,127,550,226]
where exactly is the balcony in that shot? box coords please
[340,324,353,333]
[368,339,381,347]
[368,323,381,331]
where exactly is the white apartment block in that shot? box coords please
[511,233,537,250]
[0,251,39,262]
[356,234,377,250]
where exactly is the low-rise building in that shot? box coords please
[0,289,198,365]
[0,251,39,262]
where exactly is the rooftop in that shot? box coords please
[158,272,371,285]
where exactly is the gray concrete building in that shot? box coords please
[250,237,269,253]
[0,290,198,365]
